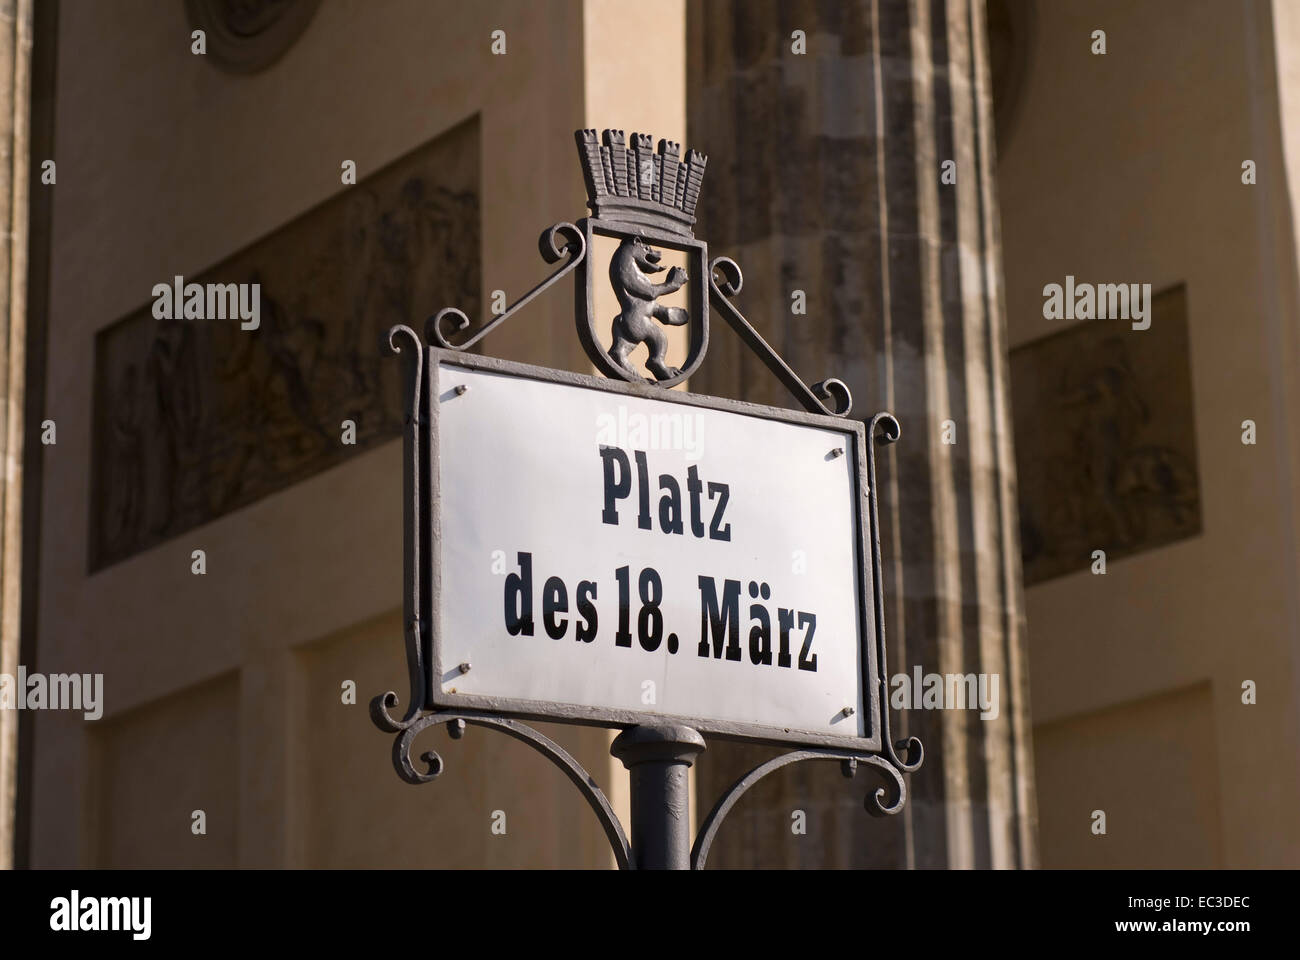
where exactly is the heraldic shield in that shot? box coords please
[573,129,709,388]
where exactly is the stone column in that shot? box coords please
[0,0,32,871]
[687,0,1037,868]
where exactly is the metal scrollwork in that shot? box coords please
[380,324,426,727]
[370,699,632,869]
[868,412,924,773]
[692,749,907,869]
[708,256,854,418]
[427,222,586,351]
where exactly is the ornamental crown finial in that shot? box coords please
[575,128,707,236]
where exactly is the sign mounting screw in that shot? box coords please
[829,447,844,458]
[458,661,472,674]
[454,384,469,396]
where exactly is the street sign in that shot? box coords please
[372,127,921,869]
[430,351,880,750]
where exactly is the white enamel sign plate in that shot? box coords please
[431,352,880,749]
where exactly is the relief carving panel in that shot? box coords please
[1011,284,1202,585]
[91,118,481,570]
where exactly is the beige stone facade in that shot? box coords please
[1,0,1297,871]
[999,0,1300,868]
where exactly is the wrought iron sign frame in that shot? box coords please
[410,347,888,753]
[372,128,922,870]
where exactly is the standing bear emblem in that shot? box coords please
[608,236,689,380]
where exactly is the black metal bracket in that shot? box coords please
[422,219,855,419]
[371,696,632,869]
[371,690,914,870]
[426,222,587,353]
[707,256,853,417]
[692,748,906,869]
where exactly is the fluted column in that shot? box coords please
[687,0,1036,868]
[0,0,32,872]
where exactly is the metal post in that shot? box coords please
[610,725,705,869]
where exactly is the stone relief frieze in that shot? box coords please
[91,118,480,570]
